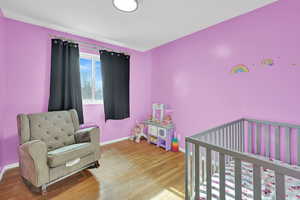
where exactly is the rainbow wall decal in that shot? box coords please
[230,64,249,74]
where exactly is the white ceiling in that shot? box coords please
[0,0,277,51]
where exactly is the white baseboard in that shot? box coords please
[179,147,185,153]
[100,136,130,146]
[0,162,19,182]
[101,137,186,154]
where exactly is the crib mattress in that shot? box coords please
[199,158,300,200]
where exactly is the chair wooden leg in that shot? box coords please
[95,161,100,168]
[87,161,100,169]
[21,177,41,193]
[41,184,47,196]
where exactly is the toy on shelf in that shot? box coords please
[162,115,172,126]
[152,103,165,122]
[149,135,158,144]
[130,121,147,143]
[171,133,179,152]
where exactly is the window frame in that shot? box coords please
[80,52,103,105]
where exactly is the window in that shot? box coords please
[80,53,103,104]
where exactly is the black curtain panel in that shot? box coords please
[48,39,84,124]
[100,50,130,121]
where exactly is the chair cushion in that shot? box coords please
[27,111,76,151]
[47,143,94,167]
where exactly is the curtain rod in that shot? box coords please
[48,34,130,56]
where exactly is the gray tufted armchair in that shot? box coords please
[17,109,101,193]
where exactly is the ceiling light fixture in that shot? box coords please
[113,0,138,13]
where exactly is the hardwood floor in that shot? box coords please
[0,140,185,200]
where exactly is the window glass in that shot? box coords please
[80,58,93,101]
[95,61,103,101]
[79,54,103,104]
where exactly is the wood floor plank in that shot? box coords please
[0,140,184,200]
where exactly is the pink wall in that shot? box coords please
[0,17,152,166]
[150,0,300,157]
[0,9,6,170]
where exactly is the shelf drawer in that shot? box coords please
[158,128,167,139]
[148,125,158,136]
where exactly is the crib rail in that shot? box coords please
[185,118,300,200]
[245,118,300,165]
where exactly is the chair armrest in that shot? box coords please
[75,127,100,146]
[75,127,101,160]
[19,140,49,187]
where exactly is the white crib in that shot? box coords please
[185,118,300,200]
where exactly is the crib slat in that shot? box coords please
[226,126,230,162]
[275,172,285,200]
[191,144,195,198]
[234,123,237,150]
[236,122,240,151]
[232,124,235,150]
[226,126,229,149]
[204,134,208,143]
[208,133,214,170]
[217,129,220,146]
[237,122,240,149]
[226,126,230,149]
[275,126,280,160]
[235,123,239,151]
[264,125,270,157]
[185,142,190,199]
[239,121,242,151]
[241,120,245,152]
[212,132,217,173]
[215,131,219,171]
[253,164,261,200]
[224,127,226,148]
[228,125,231,149]
[194,144,200,200]
[220,129,223,147]
[256,123,261,154]
[200,146,205,184]
[219,129,222,147]
[285,127,291,164]
[223,127,226,148]
[209,131,213,144]
[229,125,234,150]
[231,125,234,150]
[234,158,242,200]
[233,124,236,150]
[201,150,205,184]
[216,130,218,146]
[248,122,253,153]
[214,130,217,146]
[206,148,212,200]
[298,129,300,166]
[221,129,224,144]
[219,153,225,200]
